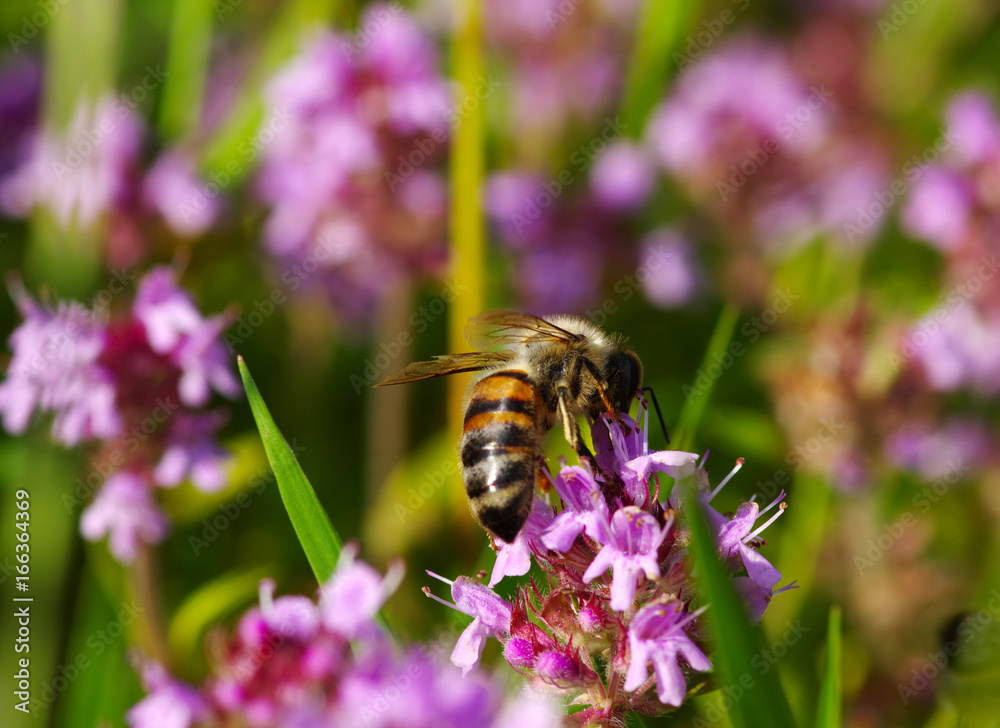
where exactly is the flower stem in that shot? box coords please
[447,0,486,533]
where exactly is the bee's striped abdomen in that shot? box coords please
[461,370,539,542]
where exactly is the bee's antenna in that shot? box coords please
[640,386,670,446]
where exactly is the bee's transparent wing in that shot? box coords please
[465,309,580,350]
[374,350,515,387]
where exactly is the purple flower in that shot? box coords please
[425,573,512,676]
[489,497,554,586]
[127,663,209,728]
[1,268,239,563]
[911,305,1000,394]
[900,167,974,251]
[591,413,699,504]
[1,96,143,227]
[0,293,119,445]
[733,577,798,624]
[130,550,558,727]
[540,465,610,552]
[0,55,40,195]
[256,6,450,324]
[712,499,785,590]
[154,411,231,491]
[321,544,404,639]
[142,151,220,237]
[80,471,169,562]
[638,229,702,309]
[648,38,827,176]
[946,92,1000,166]
[583,506,670,611]
[589,141,654,210]
[246,579,322,643]
[423,401,788,718]
[133,267,239,406]
[624,600,711,706]
[884,418,994,479]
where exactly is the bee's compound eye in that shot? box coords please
[607,350,642,413]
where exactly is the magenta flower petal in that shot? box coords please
[80,471,169,562]
[490,497,553,586]
[321,547,403,638]
[582,506,669,611]
[624,601,711,706]
[0,294,120,445]
[127,663,209,728]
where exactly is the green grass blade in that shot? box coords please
[815,606,842,728]
[674,303,740,452]
[682,485,798,728]
[620,0,700,133]
[238,357,342,583]
[159,0,215,140]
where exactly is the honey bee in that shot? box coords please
[375,310,644,543]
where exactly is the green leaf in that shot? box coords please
[815,606,842,728]
[682,485,798,728]
[673,304,741,452]
[620,0,700,133]
[238,357,342,583]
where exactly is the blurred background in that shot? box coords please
[1,0,1000,726]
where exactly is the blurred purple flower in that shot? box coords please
[80,471,169,562]
[0,293,119,445]
[320,544,404,639]
[648,38,827,176]
[946,92,1000,166]
[638,229,702,309]
[0,55,41,188]
[623,600,711,706]
[0,89,221,242]
[885,418,994,479]
[127,663,210,728]
[0,267,237,562]
[0,96,143,228]
[154,411,230,491]
[257,4,450,324]
[142,151,220,237]
[900,167,974,251]
[133,267,239,406]
[910,305,1000,394]
[130,551,556,727]
[589,140,654,210]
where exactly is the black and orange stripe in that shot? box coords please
[460,370,539,542]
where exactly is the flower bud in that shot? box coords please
[504,637,536,668]
[535,651,580,684]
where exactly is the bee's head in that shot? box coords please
[605,348,643,413]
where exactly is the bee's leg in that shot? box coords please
[580,358,627,428]
[556,385,579,450]
[558,385,596,462]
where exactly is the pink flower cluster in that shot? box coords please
[425,404,793,725]
[0,267,238,561]
[899,92,1000,395]
[128,547,558,728]
[0,93,220,265]
[256,3,451,324]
